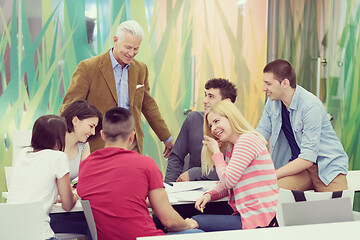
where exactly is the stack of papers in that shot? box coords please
[164,181,218,203]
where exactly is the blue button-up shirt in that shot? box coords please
[256,85,348,185]
[109,50,172,144]
[109,49,130,109]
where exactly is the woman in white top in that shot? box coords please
[7,115,76,240]
[60,100,102,181]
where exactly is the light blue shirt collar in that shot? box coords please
[109,48,130,70]
[288,86,300,111]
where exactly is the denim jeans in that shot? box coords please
[192,213,242,232]
[153,202,234,231]
[167,229,204,235]
[50,212,91,239]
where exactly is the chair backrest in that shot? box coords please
[4,166,13,190]
[11,130,32,165]
[0,201,43,240]
[282,197,354,226]
[81,200,98,240]
[277,188,355,227]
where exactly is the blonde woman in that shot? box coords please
[192,101,279,231]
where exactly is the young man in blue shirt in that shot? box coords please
[256,59,348,191]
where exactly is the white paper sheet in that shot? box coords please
[164,181,219,203]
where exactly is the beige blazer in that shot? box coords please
[60,50,171,153]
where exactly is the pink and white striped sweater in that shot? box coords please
[208,132,279,229]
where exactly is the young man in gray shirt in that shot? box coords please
[165,78,237,182]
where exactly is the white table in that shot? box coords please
[137,221,360,240]
[50,201,83,213]
[2,181,224,214]
[347,170,360,191]
[2,192,83,213]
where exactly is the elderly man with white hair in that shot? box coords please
[61,20,173,156]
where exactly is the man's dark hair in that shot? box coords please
[31,115,67,152]
[60,100,103,141]
[263,59,296,88]
[205,78,237,103]
[103,107,135,142]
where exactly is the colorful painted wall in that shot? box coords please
[0,0,267,199]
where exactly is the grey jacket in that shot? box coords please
[164,111,218,182]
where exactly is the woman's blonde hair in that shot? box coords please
[201,100,266,175]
